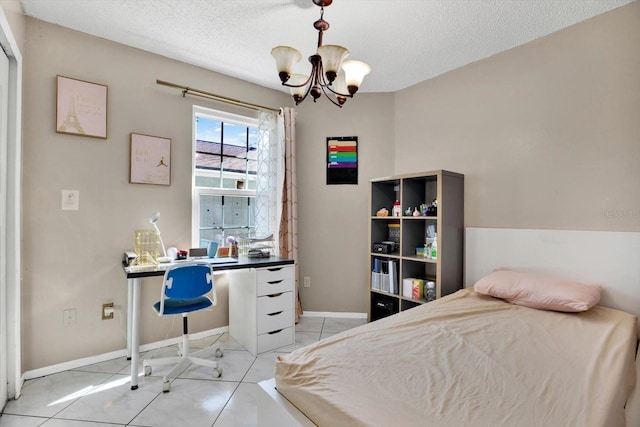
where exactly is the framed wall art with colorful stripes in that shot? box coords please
[326,136,358,185]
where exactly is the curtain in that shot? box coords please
[256,107,301,321]
[256,110,283,250]
[278,108,302,321]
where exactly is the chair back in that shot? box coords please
[158,263,217,314]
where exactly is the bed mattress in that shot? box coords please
[275,289,637,427]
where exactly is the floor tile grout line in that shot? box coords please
[26,372,105,421]
[209,379,243,427]
[237,352,258,384]
[0,414,50,425]
[52,368,162,426]
[50,413,130,426]
[124,384,167,426]
[5,317,363,426]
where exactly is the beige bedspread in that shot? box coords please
[275,289,637,427]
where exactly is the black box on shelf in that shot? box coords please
[373,301,394,319]
[372,242,396,254]
[370,293,399,321]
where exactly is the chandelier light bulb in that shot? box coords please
[342,60,371,95]
[317,44,349,83]
[271,46,302,83]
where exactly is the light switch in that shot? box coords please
[61,190,80,211]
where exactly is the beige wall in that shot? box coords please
[294,94,394,313]
[19,1,640,371]
[21,17,392,370]
[0,0,25,53]
[21,18,295,370]
[394,2,640,232]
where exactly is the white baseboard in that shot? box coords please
[22,326,228,381]
[301,311,367,319]
[21,312,367,383]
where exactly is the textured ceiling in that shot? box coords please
[20,0,635,93]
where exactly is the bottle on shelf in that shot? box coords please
[431,233,438,260]
[425,281,436,302]
[392,200,402,217]
[423,242,431,259]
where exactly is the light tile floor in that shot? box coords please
[0,316,366,427]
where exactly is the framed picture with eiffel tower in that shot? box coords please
[56,75,108,139]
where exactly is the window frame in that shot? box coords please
[191,106,259,248]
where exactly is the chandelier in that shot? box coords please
[271,0,371,107]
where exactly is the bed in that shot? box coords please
[258,228,640,426]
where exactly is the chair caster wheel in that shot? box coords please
[213,368,222,378]
[215,348,224,358]
[162,380,170,393]
[144,365,152,376]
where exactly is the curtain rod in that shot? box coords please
[156,79,280,113]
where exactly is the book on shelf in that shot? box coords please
[372,258,398,294]
[387,260,397,294]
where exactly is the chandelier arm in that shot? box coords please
[293,74,316,105]
[315,67,351,98]
[308,55,323,101]
[281,72,313,88]
[319,84,344,108]
[315,57,326,90]
[322,81,352,98]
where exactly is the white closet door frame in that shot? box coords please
[0,7,23,402]
[0,30,8,411]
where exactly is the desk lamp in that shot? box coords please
[149,212,172,263]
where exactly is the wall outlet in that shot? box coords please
[102,302,114,320]
[303,276,311,288]
[63,308,77,326]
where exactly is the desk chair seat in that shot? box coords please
[143,263,223,392]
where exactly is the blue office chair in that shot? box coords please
[142,262,223,392]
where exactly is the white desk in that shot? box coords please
[122,256,295,390]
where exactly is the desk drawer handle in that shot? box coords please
[267,311,283,317]
[267,280,283,285]
[267,293,283,298]
[268,267,283,272]
[268,329,284,335]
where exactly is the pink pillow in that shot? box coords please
[474,269,602,312]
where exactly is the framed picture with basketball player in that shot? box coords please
[130,133,171,186]
[56,75,108,139]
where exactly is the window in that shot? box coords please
[192,106,259,248]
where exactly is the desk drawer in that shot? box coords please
[257,266,293,284]
[257,308,293,335]
[257,327,294,354]
[257,278,293,296]
[257,292,292,316]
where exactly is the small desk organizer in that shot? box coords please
[133,229,160,266]
[237,234,275,256]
